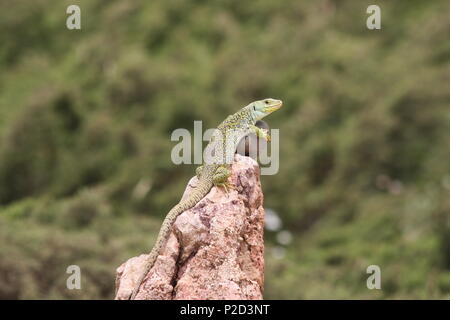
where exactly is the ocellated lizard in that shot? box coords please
[129,98,282,299]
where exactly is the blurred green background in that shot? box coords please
[1,0,450,299]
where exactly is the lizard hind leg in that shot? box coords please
[213,166,234,193]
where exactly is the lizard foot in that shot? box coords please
[215,181,235,193]
[213,166,233,193]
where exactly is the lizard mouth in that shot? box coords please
[263,100,283,114]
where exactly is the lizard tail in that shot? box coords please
[129,179,213,299]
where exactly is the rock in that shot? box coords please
[115,154,265,300]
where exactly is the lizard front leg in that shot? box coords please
[251,124,271,142]
[213,165,234,193]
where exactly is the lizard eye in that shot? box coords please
[265,100,269,104]
[253,105,256,111]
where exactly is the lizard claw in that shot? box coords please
[217,181,234,194]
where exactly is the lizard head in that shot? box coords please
[249,98,283,120]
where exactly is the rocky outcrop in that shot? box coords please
[115,154,265,300]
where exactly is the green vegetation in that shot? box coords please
[1,0,450,299]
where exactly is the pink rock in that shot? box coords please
[115,154,265,300]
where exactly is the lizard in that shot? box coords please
[129,98,282,299]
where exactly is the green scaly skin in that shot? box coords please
[129,98,282,299]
